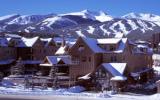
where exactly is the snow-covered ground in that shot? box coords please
[0,79,159,100]
[0,85,159,100]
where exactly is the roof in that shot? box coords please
[78,73,91,80]
[55,46,68,55]
[22,60,42,64]
[0,37,8,47]
[40,38,54,47]
[113,38,127,53]
[97,38,121,44]
[102,63,127,76]
[101,63,127,81]
[82,38,105,53]
[0,59,15,65]
[42,55,72,65]
[21,37,39,47]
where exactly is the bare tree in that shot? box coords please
[49,66,58,89]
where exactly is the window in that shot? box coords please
[72,56,80,64]
[109,45,116,51]
[111,56,117,62]
[78,45,84,51]
[81,56,87,62]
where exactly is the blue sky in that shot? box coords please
[0,0,159,17]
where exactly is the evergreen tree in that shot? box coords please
[11,58,24,75]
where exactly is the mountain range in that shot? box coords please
[0,10,160,40]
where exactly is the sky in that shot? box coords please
[0,0,159,17]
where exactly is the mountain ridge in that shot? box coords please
[0,10,160,40]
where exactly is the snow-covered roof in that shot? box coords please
[40,38,54,47]
[110,76,127,81]
[113,38,127,53]
[0,59,15,65]
[5,34,22,38]
[0,37,8,47]
[78,73,91,80]
[22,60,42,64]
[55,46,67,55]
[102,63,127,77]
[21,37,39,47]
[114,33,124,38]
[82,38,105,53]
[43,55,72,65]
[97,38,121,44]
[137,44,148,48]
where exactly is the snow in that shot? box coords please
[55,46,67,55]
[137,44,148,48]
[61,10,113,22]
[97,38,121,44]
[95,11,113,22]
[21,36,39,47]
[110,76,127,81]
[76,30,86,37]
[123,13,160,24]
[82,38,105,53]
[68,86,86,93]
[44,55,72,65]
[40,38,53,47]
[113,38,127,53]
[42,16,77,28]
[152,54,160,60]
[0,79,159,100]
[78,73,91,80]
[87,26,95,34]
[102,63,127,77]
[127,19,138,30]
[0,14,18,21]
[100,25,110,36]
[115,33,124,38]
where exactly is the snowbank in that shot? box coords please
[68,86,85,93]
[0,80,15,88]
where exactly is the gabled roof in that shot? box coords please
[81,37,105,53]
[40,38,55,47]
[101,63,127,76]
[0,37,8,47]
[42,55,72,65]
[0,59,15,65]
[97,38,121,44]
[113,38,128,53]
[55,46,68,55]
[21,37,39,47]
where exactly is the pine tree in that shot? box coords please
[11,58,24,75]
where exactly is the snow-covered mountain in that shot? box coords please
[122,13,160,26]
[61,10,113,22]
[0,10,160,40]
